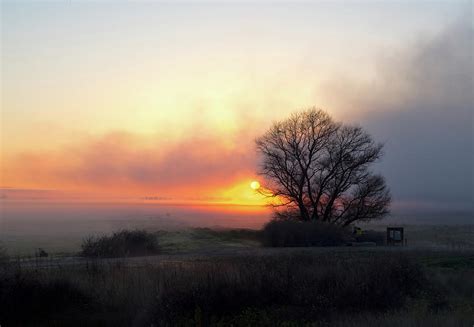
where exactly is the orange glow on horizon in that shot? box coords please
[0,177,271,207]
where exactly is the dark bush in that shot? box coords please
[262,220,351,247]
[355,230,386,245]
[0,271,92,325]
[80,230,160,258]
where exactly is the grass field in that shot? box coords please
[1,225,473,326]
[1,247,473,326]
[2,223,473,258]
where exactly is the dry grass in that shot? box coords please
[1,249,472,326]
[80,230,160,258]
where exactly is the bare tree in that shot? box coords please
[256,108,390,226]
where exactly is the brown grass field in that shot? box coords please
[1,226,473,326]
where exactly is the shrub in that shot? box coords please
[355,230,386,245]
[80,230,160,258]
[262,220,351,247]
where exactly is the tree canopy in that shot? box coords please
[256,108,391,225]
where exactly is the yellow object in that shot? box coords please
[250,181,261,190]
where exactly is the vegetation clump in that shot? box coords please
[262,220,351,247]
[80,230,160,258]
[354,230,386,245]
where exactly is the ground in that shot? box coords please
[1,225,473,326]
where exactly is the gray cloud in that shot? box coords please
[326,21,473,212]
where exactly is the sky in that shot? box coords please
[1,1,472,211]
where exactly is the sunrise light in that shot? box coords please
[250,181,261,190]
[1,2,471,325]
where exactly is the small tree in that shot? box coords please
[256,108,390,226]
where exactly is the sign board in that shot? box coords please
[387,227,404,246]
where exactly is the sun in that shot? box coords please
[250,180,261,190]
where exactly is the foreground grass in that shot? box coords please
[1,249,473,326]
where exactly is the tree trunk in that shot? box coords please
[298,202,310,221]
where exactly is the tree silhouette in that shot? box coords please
[256,108,390,225]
